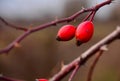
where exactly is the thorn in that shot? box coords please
[61,65,67,71]
[55,16,59,22]
[61,61,65,69]
[81,6,85,10]
[61,61,67,71]
[100,45,108,51]
[27,24,34,30]
[117,26,120,31]
[14,42,21,48]
[51,21,57,26]
[51,16,58,26]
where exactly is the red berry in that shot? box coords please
[75,21,94,46]
[37,79,48,81]
[56,25,76,41]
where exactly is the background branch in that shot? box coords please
[49,26,120,81]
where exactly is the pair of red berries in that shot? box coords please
[56,21,94,46]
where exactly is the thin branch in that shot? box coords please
[86,45,108,81]
[0,0,112,54]
[0,30,31,54]
[0,75,24,81]
[49,27,120,81]
[68,64,80,81]
[83,11,93,21]
[90,11,96,21]
[0,17,28,31]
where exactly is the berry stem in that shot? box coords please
[83,11,94,22]
[90,11,96,22]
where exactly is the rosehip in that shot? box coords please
[56,25,76,41]
[75,21,94,46]
[37,79,48,81]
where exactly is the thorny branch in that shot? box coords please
[49,26,120,81]
[0,27,120,81]
[0,0,118,81]
[0,0,112,54]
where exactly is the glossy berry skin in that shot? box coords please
[38,79,48,81]
[75,21,94,46]
[56,25,76,41]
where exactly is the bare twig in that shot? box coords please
[49,27,120,81]
[86,45,108,81]
[0,75,24,81]
[90,11,96,21]
[0,17,28,31]
[0,0,112,54]
[83,11,93,21]
[68,64,80,81]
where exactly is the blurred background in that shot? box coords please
[0,0,120,81]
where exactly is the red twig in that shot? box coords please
[0,17,28,31]
[49,27,120,81]
[83,11,93,21]
[0,0,112,54]
[90,11,96,21]
[68,64,80,81]
[0,75,24,81]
